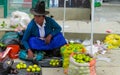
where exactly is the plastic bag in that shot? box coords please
[0,32,20,45]
[10,11,31,31]
[85,45,99,55]
[82,39,91,46]
[68,53,96,75]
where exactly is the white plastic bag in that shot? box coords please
[10,11,31,31]
[68,53,96,75]
[85,45,99,55]
[82,39,91,46]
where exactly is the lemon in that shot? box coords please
[50,59,54,63]
[33,64,38,68]
[56,62,59,66]
[49,62,52,65]
[19,62,23,65]
[55,59,59,62]
[36,67,41,72]
[23,64,27,68]
[32,68,36,72]
[26,68,31,72]
[20,65,24,69]
[16,64,21,69]
[28,65,33,69]
[52,63,56,66]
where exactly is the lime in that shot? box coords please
[32,68,36,72]
[56,62,59,66]
[19,62,24,65]
[28,65,33,69]
[23,64,27,68]
[52,63,56,66]
[26,68,31,72]
[33,64,38,68]
[16,64,21,69]
[36,67,41,72]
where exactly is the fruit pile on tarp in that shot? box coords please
[49,59,60,67]
[104,34,120,49]
[60,43,86,70]
[15,62,42,75]
[68,53,96,75]
[16,62,41,72]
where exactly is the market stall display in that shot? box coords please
[9,62,42,75]
[38,57,62,67]
[60,43,86,73]
[68,53,96,75]
[104,34,120,49]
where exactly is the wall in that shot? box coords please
[0,7,90,20]
[47,8,91,20]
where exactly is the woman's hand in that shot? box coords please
[28,49,34,58]
[45,34,52,44]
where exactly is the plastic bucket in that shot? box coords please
[8,45,20,59]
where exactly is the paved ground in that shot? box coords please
[94,3,120,22]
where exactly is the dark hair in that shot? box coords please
[42,15,45,17]
[34,15,45,17]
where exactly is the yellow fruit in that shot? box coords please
[79,60,85,63]
[32,68,36,72]
[33,64,38,68]
[28,65,33,69]
[50,59,54,63]
[26,68,31,72]
[16,64,21,69]
[20,65,24,69]
[75,59,80,63]
[56,62,59,66]
[55,59,59,62]
[23,64,27,68]
[50,62,52,65]
[73,55,77,59]
[19,62,23,65]
[52,63,56,66]
[36,67,41,72]
[84,56,90,62]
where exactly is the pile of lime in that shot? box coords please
[72,53,93,63]
[26,64,41,72]
[16,62,27,69]
[49,59,60,67]
[60,43,86,68]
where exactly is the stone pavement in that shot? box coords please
[96,50,120,75]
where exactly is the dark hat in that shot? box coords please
[30,1,49,15]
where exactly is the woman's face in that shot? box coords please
[34,15,44,25]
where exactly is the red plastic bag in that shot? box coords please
[7,45,20,59]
